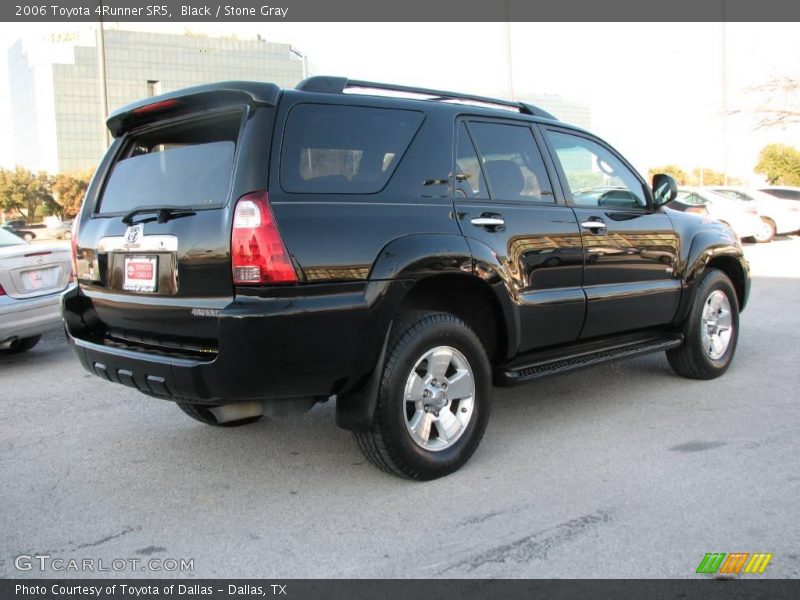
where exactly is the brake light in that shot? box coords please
[0,284,5,296]
[70,213,80,280]
[131,99,179,115]
[231,192,297,285]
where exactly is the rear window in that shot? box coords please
[280,104,424,194]
[97,113,241,215]
[0,228,26,246]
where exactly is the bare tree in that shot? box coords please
[734,76,800,129]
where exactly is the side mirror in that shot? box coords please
[652,174,677,206]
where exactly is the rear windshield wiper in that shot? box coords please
[121,207,197,225]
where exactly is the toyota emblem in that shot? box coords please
[124,224,143,245]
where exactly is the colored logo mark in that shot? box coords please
[696,552,773,574]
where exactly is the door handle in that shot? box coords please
[580,220,606,230]
[471,217,505,227]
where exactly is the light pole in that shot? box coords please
[96,1,110,149]
[504,0,514,101]
[721,20,729,185]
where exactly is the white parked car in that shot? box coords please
[711,187,800,242]
[0,228,73,353]
[669,188,764,241]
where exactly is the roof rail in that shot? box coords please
[295,76,558,120]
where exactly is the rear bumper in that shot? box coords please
[0,288,70,343]
[62,281,404,404]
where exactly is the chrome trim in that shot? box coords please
[97,235,178,253]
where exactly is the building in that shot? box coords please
[517,92,592,130]
[7,29,306,172]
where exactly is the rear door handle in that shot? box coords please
[580,220,606,230]
[471,217,505,227]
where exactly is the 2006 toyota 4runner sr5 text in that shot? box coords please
[63,77,750,479]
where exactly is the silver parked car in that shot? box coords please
[0,228,73,353]
[712,187,800,242]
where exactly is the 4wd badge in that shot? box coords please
[124,224,143,245]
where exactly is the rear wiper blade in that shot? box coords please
[121,207,197,225]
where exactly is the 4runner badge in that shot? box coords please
[124,224,143,245]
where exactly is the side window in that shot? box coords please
[280,104,424,194]
[467,122,554,203]
[545,130,647,209]
[455,122,488,199]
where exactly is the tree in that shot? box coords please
[52,170,93,218]
[740,76,800,129]
[0,167,53,222]
[648,165,689,185]
[754,144,800,186]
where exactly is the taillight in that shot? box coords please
[231,191,297,285]
[0,284,5,296]
[687,206,708,215]
[745,207,758,215]
[70,213,80,281]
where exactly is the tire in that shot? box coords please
[176,402,262,427]
[354,311,492,480]
[753,218,776,243]
[667,269,739,380]
[1,335,42,354]
[23,233,34,242]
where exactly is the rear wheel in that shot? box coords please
[354,311,491,480]
[753,218,776,243]
[176,402,262,427]
[23,233,34,242]
[1,336,42,354]
[667,269,739,379]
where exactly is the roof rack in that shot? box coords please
[295,76,558,121]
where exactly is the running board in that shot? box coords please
[495,332,684,386]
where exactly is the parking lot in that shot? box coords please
[1,237,799,579]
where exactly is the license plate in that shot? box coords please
[123,255,158,292]
[21,266,59,292]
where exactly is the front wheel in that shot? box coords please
[354,311,492,480]
[667,269,739,379]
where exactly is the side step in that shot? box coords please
[495,332,684,386]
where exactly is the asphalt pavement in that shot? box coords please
[1,237,799,579]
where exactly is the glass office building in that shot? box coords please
[518,93,592,130]
[7,29,306,172]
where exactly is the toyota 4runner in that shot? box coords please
[63,77,750,479]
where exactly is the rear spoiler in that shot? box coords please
[106,81,281,138]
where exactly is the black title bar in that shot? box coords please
[4,0,800,22]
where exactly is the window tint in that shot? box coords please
[281,104,424,194]
[98,113,240,215]
[546,130,647,209]
[763,188,800,200]
[677,191,700,205]
[467,122,553,202]
[455,123,488,199]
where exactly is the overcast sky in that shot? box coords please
[1,21,799,183]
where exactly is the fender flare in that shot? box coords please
[672,229,748,325]
[336,233,519,431]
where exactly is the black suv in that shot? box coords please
[63,77,750,479]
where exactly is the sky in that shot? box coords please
[1,21,799,184]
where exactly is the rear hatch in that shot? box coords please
[73,87,277,357]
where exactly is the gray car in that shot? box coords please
[0,228,73,353]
